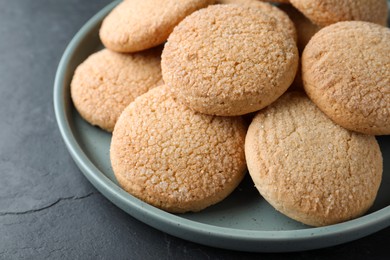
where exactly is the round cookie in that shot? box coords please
[110,85,247,213]
[289,0,388,27]
[215,0,297,42]
[279,4,320,53]
[71,47,163,132]
[162,4,298,116]
[302,21,390,135]
[245,92,382,227]
[100,0,216,53]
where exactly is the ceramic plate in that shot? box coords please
[53,0,390,252]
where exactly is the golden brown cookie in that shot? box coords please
[215,0,297,42]
[289,0,388,27]
[100,0,216,53]
[302,21,390,135]
[71,47,163,132]
[110,85,247,213]
[279,4,320,53]
[162,5,298,116]
[245,92,383,227]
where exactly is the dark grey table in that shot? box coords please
[0,0,388,259]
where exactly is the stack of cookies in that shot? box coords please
[70,0,389,227]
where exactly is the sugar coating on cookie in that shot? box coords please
[100,0,216,53]
[245,92,382,227]
[162,4,298,116]
[302,21,390,135]
[215,0,297,42]
[110,85,247,213]
[290,0,388,27]
[71,48,163,132]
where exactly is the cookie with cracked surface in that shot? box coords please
[100,0,216,53]
[71,47,163,132]
[289,0,388,27]
[110,85,247,213]
[162,4,298,116]
[302,21,390,135]
[245,92,382,226]
[215,0,297,42]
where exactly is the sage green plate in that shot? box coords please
[54,0,390,252]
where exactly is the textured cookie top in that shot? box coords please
[302,21,390,135]
[216,0,297,42]
[290,0,388,27]
[110,85,247,213]
[245,92,382,226]
[100,0,215,52]
[71,48,163,132]
[162,4,298,116]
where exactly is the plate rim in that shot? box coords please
[53,0,390,252]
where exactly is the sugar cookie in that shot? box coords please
[100,0,216,52]
[110,85,247,213]
[302,21,390,135]
[245,92,382,226]
[71,47,163,132]
[162,4,298,116]
[289,0,388,27]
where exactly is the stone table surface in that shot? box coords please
[0,0,388,259]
